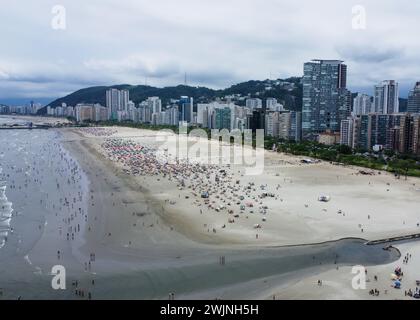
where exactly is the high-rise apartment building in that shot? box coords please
[408,82,420,114]
[120,89,130,112]
[106,88,130,120]
[374,80,399,114]
[214,107,231,130]
[353,93,373,115]
[340,119,354,147]
[147,97,162,114]
[179,96,193,123]
[302,59,350,138]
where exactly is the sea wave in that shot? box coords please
[0,181,13,249]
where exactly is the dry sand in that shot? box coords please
[75,126,420,246]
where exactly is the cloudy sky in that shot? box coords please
[0,0,419,104]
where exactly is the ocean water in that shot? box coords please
[0,122,89,259]
[0,125,14,249]
[0,116,28,126]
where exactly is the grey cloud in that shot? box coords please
[336,45,405,63]
[84,56,180,78]
[1,0,420,100]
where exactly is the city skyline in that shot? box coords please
[1,0,420,102]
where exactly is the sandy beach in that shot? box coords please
[61,125,420,299]
[1,120,419,300]
[74,126,420,246]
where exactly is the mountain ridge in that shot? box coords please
[40,77,303,113]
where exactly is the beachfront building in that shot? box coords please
[289,111,302,142]
[353,93,373,115]
[137,100,152,123]
[412,116,420,155]
[75,104,93,122]
[93,104,109,122]
[302,59,351,139]
[265,111,280,137]
[374,80,399,114]
[248,109,266,133]
[341,113,418,154]
[120,90,130,112]
[408,82,420,114]
[106,88,130,120]
[0,103,44,115]
[43,104,75,118]
[278,112,292,140]
[195,102,247,131]
[264,110,301,141]
[64,106,75,118]
[74,103,107,122]
[106,88,120,120]
[340,119,353,147]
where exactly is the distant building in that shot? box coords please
[106,88,129,120]
[248,109,266,133]
[179,96,193,123]
[374,80,399,114]
[278,112,291,140]
[264,110,301,141]
[196,104,208,126]
[265,111,280,137]
[215,107,231,130]
[408,82,420,114]
[93,104,109,122]
[147,97,162,114]
[167,105,179,126]
[75,104,93,122]
[265,98,277,111]
[353,93,373,115]
[245,98,262,110]
[412,115,420,155]
[289,111,302,142]
[120,89,130,112]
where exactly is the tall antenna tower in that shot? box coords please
[184,72,187,86]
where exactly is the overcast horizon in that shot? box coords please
[1,0,420,105]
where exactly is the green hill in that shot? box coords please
[41,77,303,114]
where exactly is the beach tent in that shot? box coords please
[318,195,331,202]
